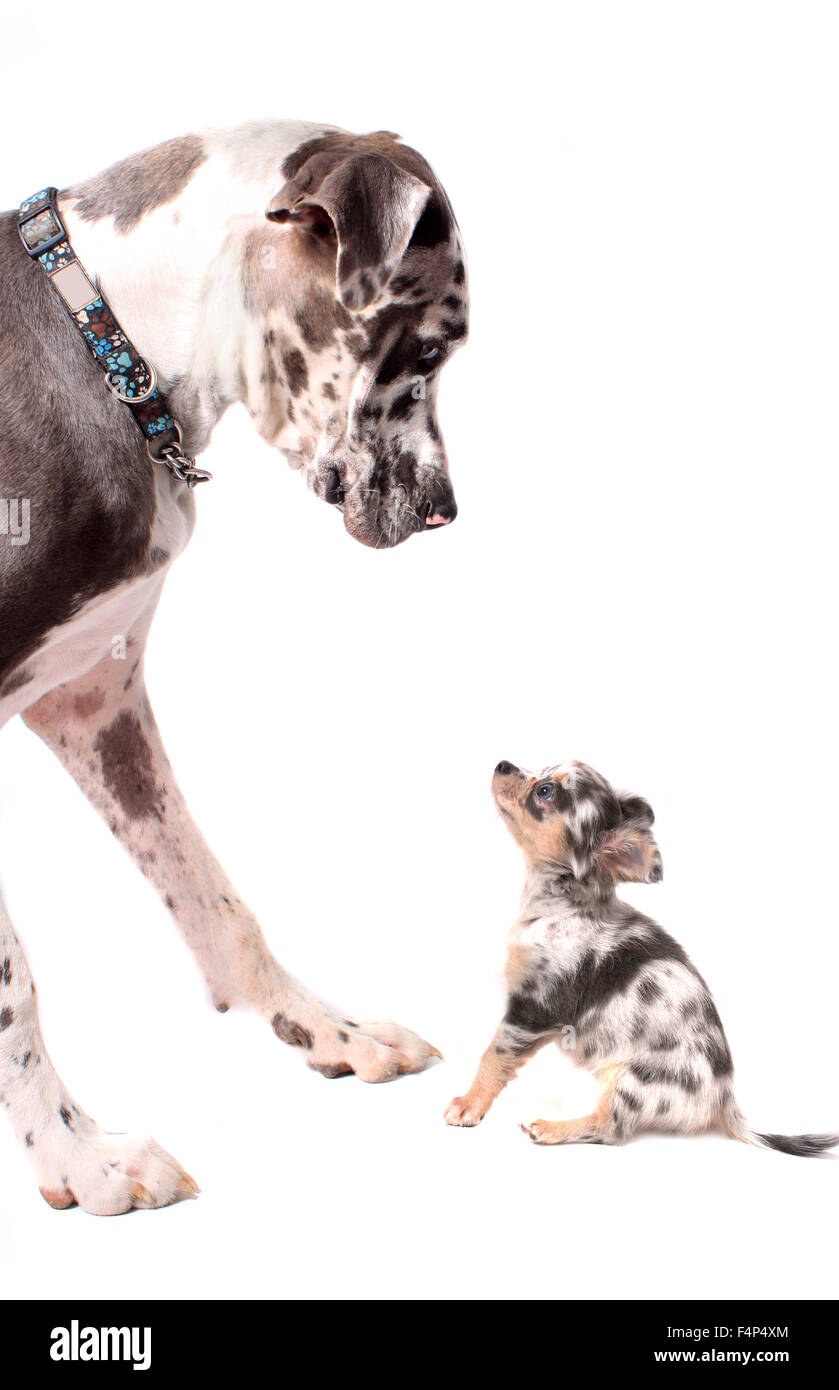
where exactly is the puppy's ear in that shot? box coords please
[616,793,655,830]
[266,153,430,310]
[598,795,662,883]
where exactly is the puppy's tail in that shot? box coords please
[723,1103,839,1157]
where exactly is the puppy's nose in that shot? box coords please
[495,761,516,775]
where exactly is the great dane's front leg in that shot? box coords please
[0,889,197,1213]
[22,650,439,1083]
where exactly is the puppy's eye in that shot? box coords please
[536,783,555,802]
[418,344,439,361]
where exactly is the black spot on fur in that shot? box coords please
[1,667,34,697]
[698,1030,733,1077]
[505,931,688,1038]
[631,1061,699,1094]
[440,318,467,342]
[271,1013,313,1050]
[388,387,418,421]
[282,347,309,397]
[0,1006,13,1031]
[407,192,451,248]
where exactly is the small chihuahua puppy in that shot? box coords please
[445,759,838,1154]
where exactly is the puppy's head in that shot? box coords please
[491,759,662,886]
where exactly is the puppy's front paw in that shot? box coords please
[444,1095,485,1127]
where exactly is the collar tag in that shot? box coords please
[50,262,99,313]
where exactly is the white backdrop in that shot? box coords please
[1,0,837,1301]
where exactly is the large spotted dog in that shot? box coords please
[0,121,467,1214]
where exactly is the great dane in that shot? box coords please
[0,120,467,1213]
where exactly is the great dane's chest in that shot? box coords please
[0,467,195,728]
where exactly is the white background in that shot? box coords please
[1,0,837,1301]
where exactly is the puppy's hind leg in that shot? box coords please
[523,1064,638,1146]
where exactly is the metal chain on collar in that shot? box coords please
[147,426,213,489]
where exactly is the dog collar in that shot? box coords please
[17,187,211,489]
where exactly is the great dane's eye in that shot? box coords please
[536,783,555,802]
[418,344,439,361]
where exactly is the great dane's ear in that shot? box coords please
[597,794,662,884]
[266,153,431,311]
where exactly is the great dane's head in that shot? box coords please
[242,131,467,548]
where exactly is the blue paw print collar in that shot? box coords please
[18,187,212,488]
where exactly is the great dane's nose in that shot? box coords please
[495,761,516,776]
[324,468,344,506]
[424,484,458,529]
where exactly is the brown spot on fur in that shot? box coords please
[72,689,106,719]
[272,1013,313,1049]
[66,134,207,235]
[93,710,165,821]
[503,941,535,994]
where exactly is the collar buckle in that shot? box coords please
[18,187,67,259]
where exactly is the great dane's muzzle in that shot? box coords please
[323,464,457,548]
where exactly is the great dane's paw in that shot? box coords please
[38,1131,199,1216]
[308,1019,442,1084]
[444,1095,485,1127]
